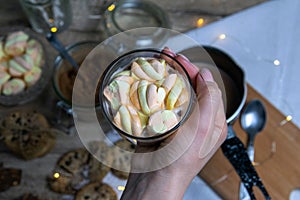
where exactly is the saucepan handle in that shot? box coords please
[221,127,271,200]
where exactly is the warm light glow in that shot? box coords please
[118,186,125,191]
[196,18,205,27]
[108,4,116,11]
[280,115,293,125]
[219,34,226,40]
[53,172,60,179]
[273,59,280,66]
[286,115,292,121]
[50,27,58,33]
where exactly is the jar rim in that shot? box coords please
[104,0,171,36]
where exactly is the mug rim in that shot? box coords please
[99,48,195,141]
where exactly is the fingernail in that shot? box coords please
[163,46,171,51]
[199,68,214,82]
[162,47,176,57]
[176,54,190,62]
[196,73,203,95]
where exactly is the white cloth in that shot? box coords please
[171,0,300,128]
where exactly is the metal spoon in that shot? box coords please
[239,99,267,199]
[46,31,79,69]
[241,99,267,161]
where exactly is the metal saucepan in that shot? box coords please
[180,46,270,199]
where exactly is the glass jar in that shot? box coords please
[52,41,99,132]
[19,0,72,34]
[103,0,171,50]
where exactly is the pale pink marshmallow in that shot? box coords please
[149,59,165,77]
[148,110,178,133]
[129,81,141,110]
[115,75,134,84]
[127,105,143,136]
[162,74,177,93]
[131,61,155,81]
[147,84,158,111]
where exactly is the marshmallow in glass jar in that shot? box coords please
[100,49,195,142]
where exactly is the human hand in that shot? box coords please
[121,47,227,200]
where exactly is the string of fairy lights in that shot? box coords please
[195,17,293,126]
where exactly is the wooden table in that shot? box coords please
[199,84,300,199]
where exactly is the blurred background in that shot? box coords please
[0,0,267,40]
[9,1,300,200]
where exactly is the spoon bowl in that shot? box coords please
[241,99,267,137]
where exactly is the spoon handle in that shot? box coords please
[222,126,271,199]
[247,136,255,163]
[46,32,79,69]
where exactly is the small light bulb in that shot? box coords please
[53,172,60,179]
[273,59,280,66]
[118,186,125,191]
[196,18,205,27]
[286,115,292,121]
[219,34,226,40]
[280,115,293,126]
[50,27,58,33]
[108,4,115,11]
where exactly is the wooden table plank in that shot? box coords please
[199,84,300,199]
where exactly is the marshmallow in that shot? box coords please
[114,105,143,136]
[138,80,151,115]
[0,31,45,96]
[137,110,148,128]
[114,70,131,77]
[2,78,26,95]
[162,74,177,93]
[146,83,166,113]
[14,54,35,71]
[131,80,166,115]
[127,105,143,136]
[131,61,155,81]
[104,75,133,110]
[129,80,141,110]
[8,66,23,77]
[166,76,184,110]
[24,66,42,87]
[26,39,44,67]
[115,105,132,134]
[4,31,29,56]
[148,110,178,134]
[131,58,166,82]
[104,56,190,136]
[0,70,11,87]
[0,41,9,62]
[8,59,28,77]
[0,61,8,71]
[175,88,189,107]
[136,58,165,81]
